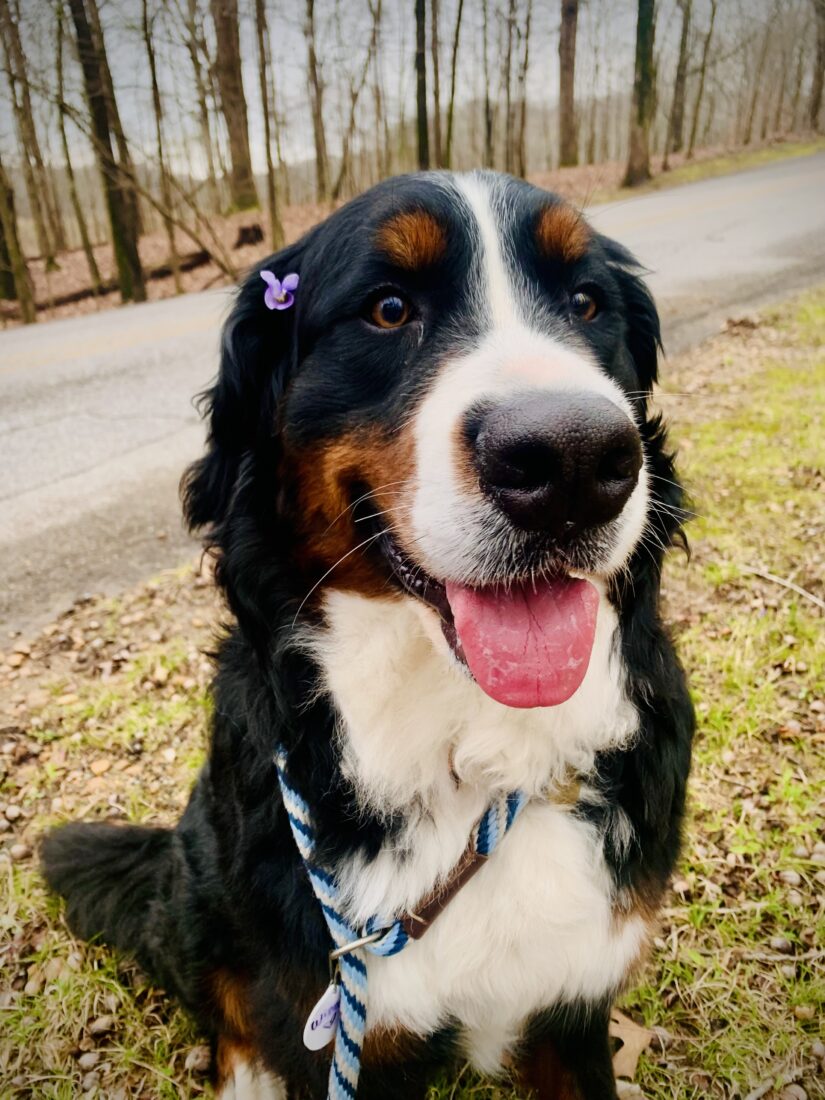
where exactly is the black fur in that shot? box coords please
[42,172,693,1099]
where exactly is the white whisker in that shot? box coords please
[322,482,408,535]
[291,532,384,628]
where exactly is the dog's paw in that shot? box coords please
[616,1082,645,1099]
[218,1062,288,1100]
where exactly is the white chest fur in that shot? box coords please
[311,589,645,1072]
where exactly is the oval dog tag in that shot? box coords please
[302,982,340,1050]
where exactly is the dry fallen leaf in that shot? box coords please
[610,1009,654,1079]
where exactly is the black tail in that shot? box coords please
[41,821,187,990]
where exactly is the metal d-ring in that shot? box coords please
[328,929,384,961]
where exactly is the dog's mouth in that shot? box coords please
[358,500,600,709]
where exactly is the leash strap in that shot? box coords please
[274,747,527,1100]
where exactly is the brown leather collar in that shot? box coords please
[399,776,582,941]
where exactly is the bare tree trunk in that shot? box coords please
[431,0,443,166]
[611,72,624,160]
[259,22,290,205]
[415,0,430,168]
[602,96,616,161]
[586,99,597,164]
[85,0,143,238]
[305,0,330,200]
[207,53,230,188]
[0,152,36,320]
[558,0,579,166]
[586,6,601,165]
[210,0,257,209]
[0,166,15,300]
[744,19,772,144]
[623,0,656,186]
[702,90,716,145]
[515,0,532,178]
[482,0,494,167]
[182,0,220,213]
[68,0,145,302]
[143,0,182,292]
[503,0,516,173]
[771,39,788,135]
[57,4,101,293]
[12,0,67,257]
[333,1,382,200]
[397,80,408,171]
[2,81,52,264]
[0,205,15,301]
[254,0,284,246]
[444,0,464,168]
[810,0,825,129]
[687,0,716,158]
[789,41,806,131]
[372,4,391,178]
[663,0,691,168]
[0,0,62,265]
[44,160,67,255]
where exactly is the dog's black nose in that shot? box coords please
[469,392,642,535]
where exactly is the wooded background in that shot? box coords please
[1,0,824,323]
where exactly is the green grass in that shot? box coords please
[2,861,203,1098]
[2,293,824,1097]
[619,292,825,1099]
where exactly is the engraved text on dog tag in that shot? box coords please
[302,982,340,1050]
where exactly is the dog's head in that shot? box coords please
[184,171,681,708]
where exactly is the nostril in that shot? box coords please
[598,445,641,484]
[498,441,561,490]
[462,405,489,451]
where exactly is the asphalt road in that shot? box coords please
[2,152,825,636]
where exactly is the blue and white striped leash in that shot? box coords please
[274,747,528,1100]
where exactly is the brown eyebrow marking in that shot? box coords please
[376,209,448,270]
[535,203,591,263]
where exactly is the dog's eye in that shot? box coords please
[370,295,411,329]
[570,290,599,322]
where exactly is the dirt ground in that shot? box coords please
[0,291,823,1098]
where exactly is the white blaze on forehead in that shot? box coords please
[453,173,520,329]
[449,172,630,407]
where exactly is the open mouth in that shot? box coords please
[358,500,601,709]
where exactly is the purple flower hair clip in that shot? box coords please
[261,270,299,311]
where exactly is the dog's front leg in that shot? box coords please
[513,1004,618,1100]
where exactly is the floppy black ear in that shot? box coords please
[601,237,662,392]
[181,241,306,533]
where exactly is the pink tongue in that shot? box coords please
[445,577,599,709]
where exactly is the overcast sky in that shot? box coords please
[0,0,783,178]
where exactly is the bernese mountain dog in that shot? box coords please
[42,171,694,1100]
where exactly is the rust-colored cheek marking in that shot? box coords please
[285,423,417,600]
[376,209,447,270]
[536,203,591,264]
